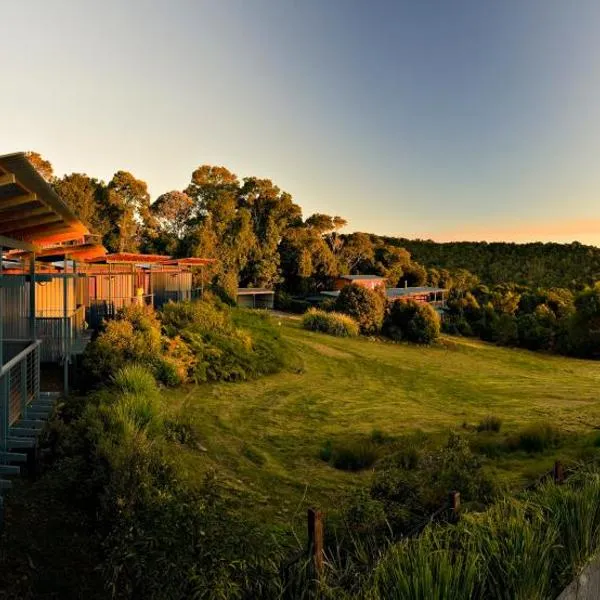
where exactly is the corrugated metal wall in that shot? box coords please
[0,276,31,340]
[151,270,192,308]
[35,278,76,316]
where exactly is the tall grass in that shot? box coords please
[530,473,600,584]
[369,528,480,600]
[466,500,558,600]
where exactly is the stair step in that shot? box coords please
[0,452,27,463]
[5,438,36,448]
[0,479,12,491]
[0,465,20,476]
[8,427,41,438]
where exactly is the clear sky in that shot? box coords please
[2,0,600,245]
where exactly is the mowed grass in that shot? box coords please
[163,318,600,529]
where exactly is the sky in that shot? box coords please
[2,0,600,246]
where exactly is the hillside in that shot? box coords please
[163,317,600,527]
[379,237,600,289]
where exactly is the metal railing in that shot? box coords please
[0,340,41,446]
[35,305,87,363]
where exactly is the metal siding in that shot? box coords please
[1,276,30,340]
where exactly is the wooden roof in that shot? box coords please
[86,252,172,264]
[160,257,217,266]
[0,153,89,249]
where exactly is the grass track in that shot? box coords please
[163,319,600,529]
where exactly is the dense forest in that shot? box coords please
[381,237,600,290]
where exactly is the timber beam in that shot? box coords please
[0,174,16,187]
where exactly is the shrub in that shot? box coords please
[383,299,441,344]
[371,433,496,533]
[335,284,385,335]
[111,363,158,397]
[477,415,502,433]
[515,422,562,453]
[302,308,359,337]
[320,438,381,471]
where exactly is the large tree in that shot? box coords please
[25,151,54,181]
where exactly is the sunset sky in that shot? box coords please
[2,0,600,245]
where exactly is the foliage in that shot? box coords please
[368,528,480,600]
[370,433,496,534]
[334,284,385,335]
[476,415,502,433]
[515,422,562,453]
[302,308,359,337]
[383,299,441,344]
[320,438,381,471]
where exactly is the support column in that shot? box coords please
[29,253,36,340]
[63,255,69,396]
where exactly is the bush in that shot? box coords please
[302,308,359,337]
[335,284,385,335]
[477,415,502,433]
[320,438,381,471]
[515,422,562,453]
[383,299,441,344]
[371,433,496,533]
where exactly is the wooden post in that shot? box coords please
[307,508,324,578]
[449,491,461,522]
[554,460,564,484]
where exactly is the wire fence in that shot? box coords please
[283,454,600,586]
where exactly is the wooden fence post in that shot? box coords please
[449,491,461,522]
[307,508,324,578]
[554,460,564,484]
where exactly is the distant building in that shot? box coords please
[333,274,386,291]
[237,288,275,309]
[321,284,447,312]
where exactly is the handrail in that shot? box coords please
[0,340,42,377]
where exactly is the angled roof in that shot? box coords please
[386,287,447,297]
[86,252,172,264]
[0,152,89,249]
[160,257,217,266]
[339,274,386,281]
[237,288,274,295]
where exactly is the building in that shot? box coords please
[386,286,446,308]
[236,288,275,309]
[321,285,447,312]
[333,274,386,291]
[0,151,92,500]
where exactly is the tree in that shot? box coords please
[54,173,111,239]
[25,151,54,181]
[398,262,427,287]
[339,233,375,274]
[107,171,153,252]
[279,227,336,294]
[238,177,302,288]
[567,283,600,357]
[147,190,195,254]
[383,300,440,344]
[373,245,411,286]
[334,284,385,335]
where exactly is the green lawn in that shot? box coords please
[163,318,600,529]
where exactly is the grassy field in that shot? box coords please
[163,317,600,530]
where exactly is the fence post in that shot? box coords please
[553,460,564,484]
[449,491,461,522]
[307,508,324,579]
